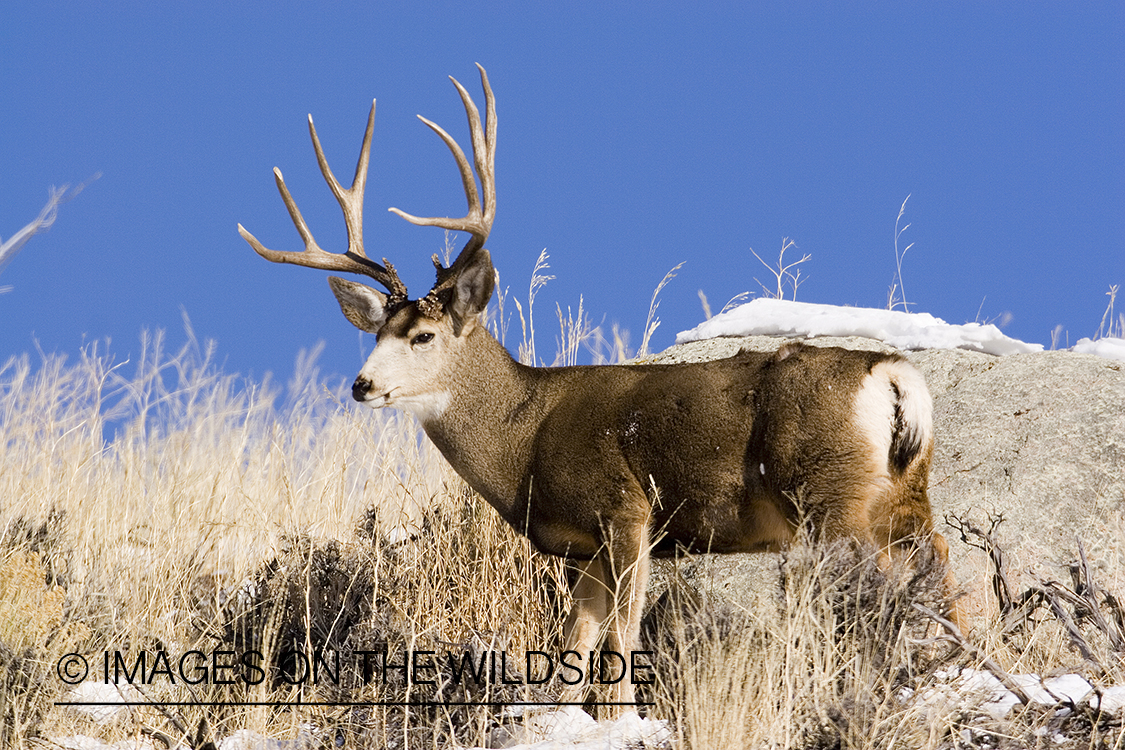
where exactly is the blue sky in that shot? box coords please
[3,3,1122,383]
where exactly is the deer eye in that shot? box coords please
[411,332,435,346]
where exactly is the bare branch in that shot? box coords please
[946,513,1016,616]
[751,238,809,301]
[0,174,101,287]
[1095,284,1119,340]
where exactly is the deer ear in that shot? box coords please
[328,277,390,334]
[449,249,495,336]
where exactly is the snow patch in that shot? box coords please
[219,727,319,750]
[465,706,672,750]
[52,737,137,750]
[62,680,142,724]
[677,299,1043,355]
[915,669,1097,720]
[1073,336,1125,362]
[1092,685,1125,714]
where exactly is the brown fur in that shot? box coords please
[369,320,954,708]
[421,327,942,561]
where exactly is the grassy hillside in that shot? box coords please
[1,310,1122,748]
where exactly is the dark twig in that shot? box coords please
[1039,582,1099,665]
[946,513,1021,623]
[1070,539,1125,651]
[139,727,175,749]
[132,681,216,750]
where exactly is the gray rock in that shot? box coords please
[646,335,1125,617]
[912,345,1125,597]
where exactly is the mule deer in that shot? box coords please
[239,65,956,709]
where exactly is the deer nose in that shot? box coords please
[352,377,372,402]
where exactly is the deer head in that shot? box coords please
[238,65,497,419]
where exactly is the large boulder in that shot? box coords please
[645,335,1125,617]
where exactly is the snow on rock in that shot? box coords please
[1073,336,1125,362]
[50,732,316,750]
[916,669,1100,720]
[465,706,673,750]
[965,670,1017,718]
[1092,685,1125,714]
[51,721,320,750]
[218,727,319,750]
[62,680,142,724]
[1026,674,1096,705]
[51,737,139,750]
[675,298,1043,355]
[52,736,165,750]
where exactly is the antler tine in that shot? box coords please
[389,64,497,282]
[238,99,408,302]
[471,63,497,230]
[452,65,497,234]
[393,115,481,234]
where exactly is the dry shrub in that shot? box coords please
[645,539,957,750]
[0,329,573,748]
[641,525,1125,750]
[0,542,92,746]
[187,504,565,748]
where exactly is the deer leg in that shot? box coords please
[563,557,609,655]
[560,557,609,705]
[558,515,650,714]
[880,507,964,629]
[600,515,650,714]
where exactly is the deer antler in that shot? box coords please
[238,101,409,306]
[389,63,496,317]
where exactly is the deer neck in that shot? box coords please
[415,326,552,517]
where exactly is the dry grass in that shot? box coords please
[643,539,957,749]
[0,330,566,747]
[644,532,1125,749]
[1,302,1122,748]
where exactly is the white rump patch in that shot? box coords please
[853,372,896,476]
[853,359,933,475]
[877,359,933,448]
